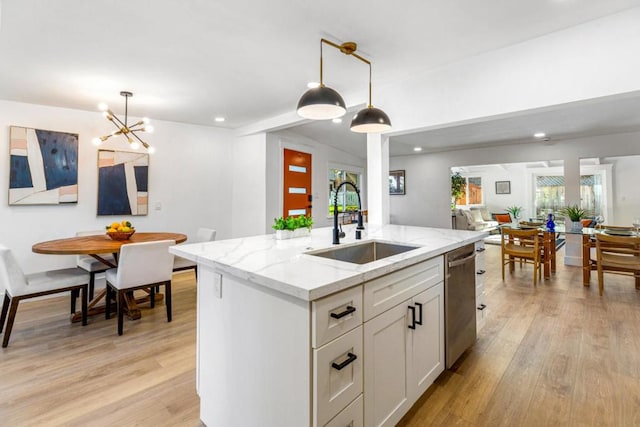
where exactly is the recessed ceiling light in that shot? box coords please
[332,118,342,124]
[534,132,546,138]
[413,147,422,152]
[214,117,225,122]
[307,82,320,89]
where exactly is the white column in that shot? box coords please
[367,133,390,225]
[563,156,582,266]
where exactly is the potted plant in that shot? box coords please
[559,204,587,232]
[272,215,313,239]
[505,206,523,221]
[451,172,466,210]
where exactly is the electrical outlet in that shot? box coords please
[213,273,222,299]
[155,202,162,211]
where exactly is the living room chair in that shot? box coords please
[75,230,116,299]
[0,245,89,348]
[173,228,216,277]
[501,227,542,286]
[595,233,640,296]
[105,240,175,336]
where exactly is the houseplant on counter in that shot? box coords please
[272,215,313,239]
[558,204,587,232]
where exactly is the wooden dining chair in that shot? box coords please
[173,228,216,277]
[595,233,640,296]
[501,227,542,286]
[75,230,116,299]
[0,245,89,348]
[105,240,175,336]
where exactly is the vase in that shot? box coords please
[569,221,583,233]
[274,230,294,240]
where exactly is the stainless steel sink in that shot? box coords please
[306,241,419,265]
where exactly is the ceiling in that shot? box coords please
[1,0,640,155]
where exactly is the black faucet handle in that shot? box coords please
[338,224,346,238]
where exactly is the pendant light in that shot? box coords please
[296,39,391,133]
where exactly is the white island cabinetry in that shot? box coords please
[171,224,485,427]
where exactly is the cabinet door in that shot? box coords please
[364,301,411,427]
[408,282,444,399]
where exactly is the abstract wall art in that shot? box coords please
[9,126,79,205]
[97,150,149,216]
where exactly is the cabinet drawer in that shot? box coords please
[313,285,363,348]
[314,326,363,427]
[364,257,443,322]
[324,394,363,427]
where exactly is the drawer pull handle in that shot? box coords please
[408,305,416,329]
[332,352,357,371]
[476,247,485,252]
[330,306,356,319]
[477,304,487,311]
[476,269,486,275]
[414,302,423,325]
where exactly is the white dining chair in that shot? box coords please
[0,245,89,348]
[104,240,175,336]
[75,230,116,299]
[173,228,216,276]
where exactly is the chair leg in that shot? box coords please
[165,281,172,322]
[70,289,78,314]
[501,256,505,281]
[598,268,604,296]
[105,284,113,320]
[117,290,124,336]
[1,294,10,333]
[81,286,88,326]
[89,272,96,300]
[150,285,155,309]
[2,297,20,348]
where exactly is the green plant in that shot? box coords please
[451,172,466,201]
[506,206,523,219]
[272,215,314,231]
[559,204,587,221]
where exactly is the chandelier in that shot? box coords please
[92,91,154,152]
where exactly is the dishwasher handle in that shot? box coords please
[447,252,476,268]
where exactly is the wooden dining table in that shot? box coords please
[33,232,187,322]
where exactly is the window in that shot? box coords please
[534,175,565,219]
[329,167,362,215]
[455,176,483,206]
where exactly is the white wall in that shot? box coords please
[0,100,234,291]
[267,130,367,231]
[389,130,640,228]
[230,133,267,238]
[606,155,640,225]
[379,7,640,135]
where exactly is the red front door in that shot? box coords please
[283,149,312,217]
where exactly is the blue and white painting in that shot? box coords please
[97,150,149,216]
[9,126,78,205]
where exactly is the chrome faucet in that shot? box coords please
[332,182,365,244]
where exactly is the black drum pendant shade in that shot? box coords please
[296,85,346,120]
[350,106,392,133]
[297,39,391,133]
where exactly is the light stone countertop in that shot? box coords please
[169,224,487,301]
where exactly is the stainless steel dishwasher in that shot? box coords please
[445,243,477,368]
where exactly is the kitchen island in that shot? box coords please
[170,224,486,427]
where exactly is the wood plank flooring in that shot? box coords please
[2,246,640,426]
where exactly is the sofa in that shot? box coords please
[454,207,500,232]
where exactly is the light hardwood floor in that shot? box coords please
[2,246,640,426]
